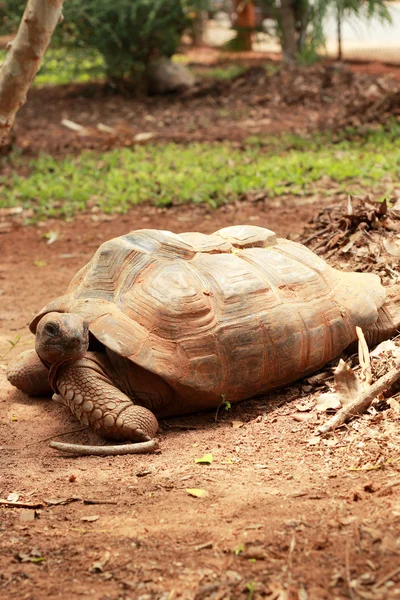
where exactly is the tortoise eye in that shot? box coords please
[44,322,59,336]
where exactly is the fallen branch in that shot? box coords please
[317,364,400,435]
[0,0,65,145]
[50,438,158,456]
[0,499,44,508]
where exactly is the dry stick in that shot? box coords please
[317,364,400,435]
[373,565,400,589]
[0,499,44,509]
[49,439,158,456]
[356,326,372,384]
[0,0,65,145]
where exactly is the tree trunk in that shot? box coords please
[0,0,65,145]
[233,0,255,52]
[280,0,298,63]
[337,1,343,61]
[191,11,207,47]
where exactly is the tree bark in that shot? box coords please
[0,0,65,145]
[279,0,298,63]
[337,0,343,61]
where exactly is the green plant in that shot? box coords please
[215,394,232,422]
[0,1,207,86]
[1,126,399,221]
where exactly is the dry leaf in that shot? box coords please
[333,359,361,406]
[61,119,89,135]
[383,237,400,257]
[7,492,19,502]
[97,123,116,134]
[389,397,400,413]
[194,453,213,465]
[307,436,321,446]
[186,488,209,498]
[134,132,154,142]
[44,231,59,245]
[231,420,244,429]
[315,393,342,412]
[89,551,110,573]
[370,339,398,357]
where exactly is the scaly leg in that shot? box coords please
[6,349,52,396]
[56,357,159,442]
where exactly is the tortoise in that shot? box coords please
[7,225,400,454]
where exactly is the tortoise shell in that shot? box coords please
[30,225,385,406]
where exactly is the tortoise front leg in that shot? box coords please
[6,349,52,396]
[55,359,159,442]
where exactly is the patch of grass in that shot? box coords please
[193,64,247,80]
[0,47,106,87]
[1,127,400,221]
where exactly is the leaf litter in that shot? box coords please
[296,196,400,467]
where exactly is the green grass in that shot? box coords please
[1,127,400,221]
[0,47,106,86]
[192,64,247,80]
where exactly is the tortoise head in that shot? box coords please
[35,312,89,366]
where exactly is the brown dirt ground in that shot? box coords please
[8,57,400,158]
[1,57,400,600]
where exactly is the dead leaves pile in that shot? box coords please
[187,63,400,130]
[301,196,400,284]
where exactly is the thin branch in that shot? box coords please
[0,0,65,145]
[0,499,44,508]
[50,438,159,456]
[317,364,400,435]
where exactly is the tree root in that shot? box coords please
[49,438,158,456]
[317,364,400,436]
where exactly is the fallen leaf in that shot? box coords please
[186,488,209,498]
[81,515,100,522]
[370,340,398,357]
[334,359,361,405]
[315,359,361,412]
[61,119,88,135]
[97,123,116,134]
[7,492,19,502]
[389,397,400,413]
[231,420,244,429]
[315,393,342,412]
[134,132,154,142]
[43,231,59,245]
[383,237,400,257]
[307,436,321,446]
[89,551,110,573]
[194,453,213,465]
[16,550,45,564]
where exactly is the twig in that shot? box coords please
[302,226,331,245]
[34,427,88,445]
[373,566,400,589]
[356,326,372,384]
[376,479,400,497]
[0,499,44,509]
[49,438,158,456]
[317,364,400,435]
[345,541,355,600]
